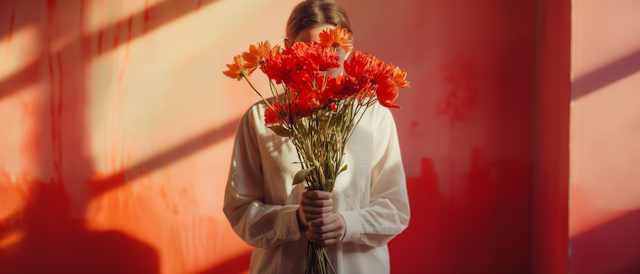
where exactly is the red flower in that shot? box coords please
[292,89,319,117]
[265,103,285,126]
[288,68,313,91]
[375,63,394,82]
[326,75,365,99]
[288,72,328,117]
[313,44,341,71]
[261,54,301,84]
[344,51,383,85]
[370,63,408,108]
[305,42,341,71]
[313,73,334,106]
[376,79,401,109]
[287,42,340,72]
[329,102,337,112]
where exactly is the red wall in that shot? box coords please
[344,0,538,273]
[2,0,637,273]
[531,0,571,273]
[0,0,298,273]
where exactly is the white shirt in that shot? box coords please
[223,97,410,274]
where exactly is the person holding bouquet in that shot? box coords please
[223,0,410,273]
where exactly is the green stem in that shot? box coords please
[243,76,276,113]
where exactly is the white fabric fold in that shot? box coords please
[223,97,410,274]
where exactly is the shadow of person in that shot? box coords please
[0,180,159,274]
[195,250,252,274]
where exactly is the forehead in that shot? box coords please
[292,24,335,44]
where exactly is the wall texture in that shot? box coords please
[1,0,637,273]
[349,0,539,273]
[0,0,300,273]
[570,0,640,273]
[531,0,571,273]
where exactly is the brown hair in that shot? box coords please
[286,0,353,43]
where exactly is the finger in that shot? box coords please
[304,212,331,221]
[308,221,340,233]
[302,205,332,214]
[301,195,333,208]
[303,190,332,200]
[307,230,340,241]
[307,230,341,244]
[308,237,339,246]
[307,215,337,227]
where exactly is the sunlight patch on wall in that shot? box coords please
[0,25,40,83]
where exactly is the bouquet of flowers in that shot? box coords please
[223,26,408,274]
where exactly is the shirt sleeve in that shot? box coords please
[339,106,411,247]
[223,108,301,248]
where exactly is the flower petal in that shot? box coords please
[376,79,401,109]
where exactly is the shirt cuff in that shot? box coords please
[339,211,362,242]
[277,205,302,241]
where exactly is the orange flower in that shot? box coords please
[270,44,282,56]
[376,63,410,88]
[223,55,256,81]
[242,41,280,69]
[390,64,410,88]
[319,25,353,52]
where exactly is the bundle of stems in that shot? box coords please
[225,26,407,274]
[245,71,378,274]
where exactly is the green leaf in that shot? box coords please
[328,160,335,175]
[268,125,292,138]
[337,164,348,176]
[293,167,314,185]
[326,179,335,190]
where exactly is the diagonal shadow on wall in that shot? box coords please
[0,0,220,100]
[0,0,246,273]
[91,117,240,197]
[573,48,640,100]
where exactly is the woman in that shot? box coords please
[223,0,410,273]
